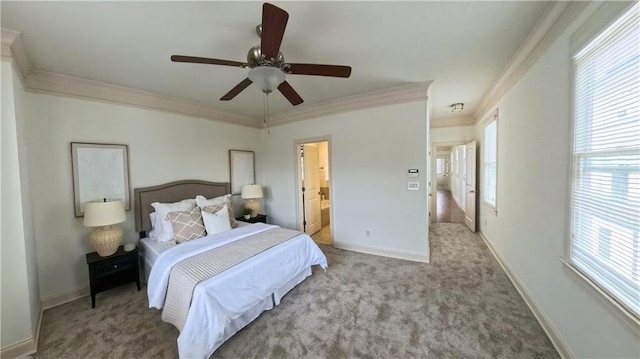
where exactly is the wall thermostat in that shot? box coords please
[408,169,419,178]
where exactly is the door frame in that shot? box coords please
[294,136,333,242]
[430,140,465,223]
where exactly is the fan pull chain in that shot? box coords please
[263,92,271,134]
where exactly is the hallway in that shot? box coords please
[436,189,465,223]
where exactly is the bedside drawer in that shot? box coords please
[94,255,135,276]
[86,246,141,308]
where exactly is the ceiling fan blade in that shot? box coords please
[220,78,253,101]
[278,81,303,106]
[285,63,352,78]
[261,3,289,60]
[171,55,246,68]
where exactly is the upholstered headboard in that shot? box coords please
[134,180,230,235]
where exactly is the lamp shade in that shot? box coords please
[248,67,285,93]
[241,185,264,199]
[83,199,126,227]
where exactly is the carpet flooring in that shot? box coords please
[33,223,558,358]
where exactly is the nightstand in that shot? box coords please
[237,214,267,224]
[86,245,140,308]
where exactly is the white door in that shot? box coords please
[429,144,436,224]
[443,157,450,191]
[303,144,322,235]
[458,145,467,209]
[464,141,477,232]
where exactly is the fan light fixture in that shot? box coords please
[248,66,285,93]
[451,103,464,112]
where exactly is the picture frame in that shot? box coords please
[229,149,255,194]
[71,142,131,217]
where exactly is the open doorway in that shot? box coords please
[296,139,332,245]
[431,140,477,231]
[431,142,467,225]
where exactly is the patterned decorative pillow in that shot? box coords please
[165,207,206,244]
[200,197,237,228]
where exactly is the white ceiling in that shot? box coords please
[1,1,549,122]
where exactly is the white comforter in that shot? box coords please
[147,223,328,358]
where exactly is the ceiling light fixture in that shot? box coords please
[451,103,464,112]
[249,66,286,135]
[248,66,286,93]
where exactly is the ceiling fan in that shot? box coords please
[171,3,352,106]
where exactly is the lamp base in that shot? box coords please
[245,199,261,218]
[90,225,123,257]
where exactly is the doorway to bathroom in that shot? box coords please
[295,138,332,245]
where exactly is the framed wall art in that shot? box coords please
[71,142,130,217]
[229,149,255,194]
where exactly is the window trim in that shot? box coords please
[482,109,499,215]
[563,1,640,328]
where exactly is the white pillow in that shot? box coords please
[151,198,196,242]
[196,194,238,228]
[195,194,229,208]
[202,205,232,236]
[148,213,158,240]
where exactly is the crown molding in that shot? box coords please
[474,1,589,121]
[1,28,20,60]
[269,81,432,126]
[3,27,430,128]
[25,70,261,128]
[430,115,475,128]
[1,28,33,80]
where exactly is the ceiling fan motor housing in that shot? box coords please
[247,45,285,68]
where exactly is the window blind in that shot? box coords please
[483,119,498,209]
[571,4,639,318]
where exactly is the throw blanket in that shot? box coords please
[161,227,301,330]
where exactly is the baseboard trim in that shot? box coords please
[0,336,36,359]
[0,303,43,358]
[41,286,90,310]
[34,303,43,353]
[333,241,429,263]
[478,232,574,359]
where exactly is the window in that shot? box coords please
[482,111,498,211]
[569,4,639,319]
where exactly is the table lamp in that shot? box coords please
[241,184,263,218]
[83,199,126,256]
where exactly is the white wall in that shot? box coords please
[475,3,638,357]
[24,93,260,299]
[1,61,40,349]
[259,101,429,260]
[430,124,475,144]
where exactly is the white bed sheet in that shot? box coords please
[147,223,327,359]
[140,237,173,266]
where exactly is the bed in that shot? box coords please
[134,180,328,359]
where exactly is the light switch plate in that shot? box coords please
[408,182,420,190]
